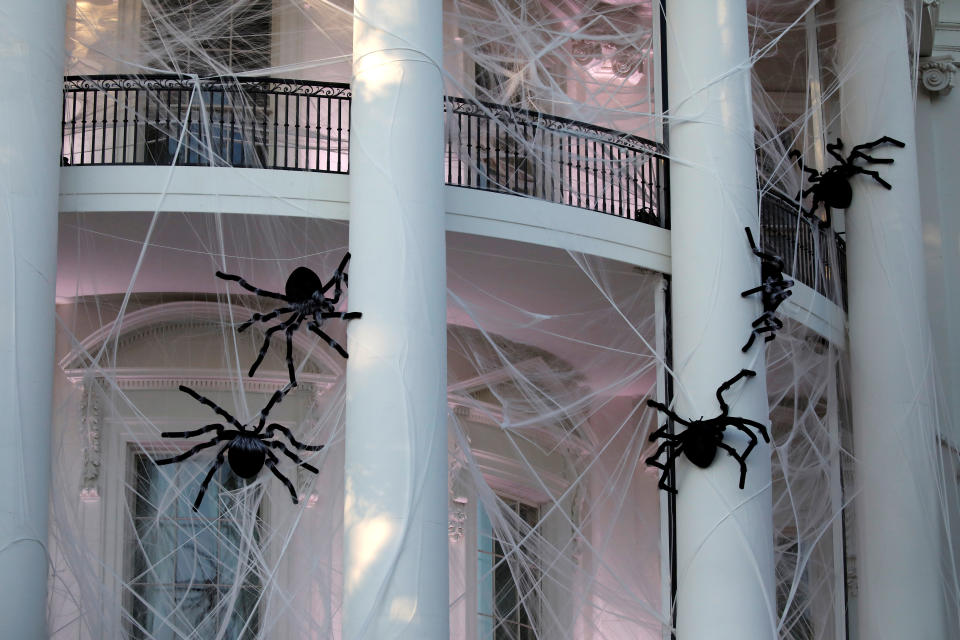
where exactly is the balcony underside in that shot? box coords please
[58,164,845,347]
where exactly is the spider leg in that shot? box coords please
[307,321,349,359]
[237,308,293,333]
[826,139,846,163]
[155,437,224,466]
[850,151,894,165]
[645,438,678,466]
[179,385,243,429]
[715,369,757,415]
[648,423,682,443]
[653,444,684,494]
[744,227,759,252]
[716,441,749,490]
[191,444,230,511]
[741,284,765,298]
[248,316,297,378]
[849,136,905,155]
[264,451,299,503]
[742,331,758,353]
[253,385,295,433]
[320,252,352,300]
[215,271,288,301]
[283,315,304,386]
[858,169,893,190]
[645,399,695,428]
[160,423,224,439]
[264,423,325,450]
[319,311,362,321]
[269,441,319,474]
[732,417,770,443]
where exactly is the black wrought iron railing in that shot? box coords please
[444,97,667,225]
[62,75,351,172]
[61,75,845,306]
[759,188,847,308]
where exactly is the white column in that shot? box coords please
[0,2,65,639]
[836,3,947,638]
[344,2,448,639]
[665,1,776,638]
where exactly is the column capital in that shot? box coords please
[919,55,957,97]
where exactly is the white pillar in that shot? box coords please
[0,2,65,639]
[665,1,776,638]
[344,2,448,639]
[836,3,947,638]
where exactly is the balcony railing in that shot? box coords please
[62,75,351,172]
[61,74,845,306]
[444,97,666,225]
[760,188,847,308]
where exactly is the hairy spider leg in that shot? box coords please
[215,271,288,301]
[849,136,905,156]
[849,150,895,166]
[645,399,696,429]
[715,441,749,489]
[283,317,303,385]
[178,385,244,429]
[852,168,893,190]
[752,312,783,329]
[319,253,352,302]
[155,437,224,466]
[252,386,294,434]
[191,444,230,511]
[319,310,362,321]
[248,313,300,377]
[264,423,325,450]
[264,450,299,503]
[307,320,349,358]
[268,441,319,474]
[160,423,224,439]
[651,444,685,494]
[826,139,846,164]
[715,369,756,415]
[237,307,294,332]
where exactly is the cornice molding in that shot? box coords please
[60,300,342,376]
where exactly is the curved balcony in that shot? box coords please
[61,74,845,307]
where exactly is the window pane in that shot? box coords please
[130,454,260,639]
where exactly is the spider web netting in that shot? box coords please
[34,0,960,638]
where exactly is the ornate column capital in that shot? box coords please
[919,56,957,96]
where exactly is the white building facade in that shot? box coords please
[0,1,957,639]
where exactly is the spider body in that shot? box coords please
[156,384,324,510]
[741,227,793,352]
[791,136,905,229]
[216,253,362,385]
[227,434,268,479]
[645,369,770,494]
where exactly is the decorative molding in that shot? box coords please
[60,300,342,375]
[448,496,469,542]
[80,375,104,501]
[920,56,958,96]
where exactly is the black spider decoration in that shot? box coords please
[645,369,770,494]
[740,227,794,352]
[790,136,905,229]
[216,253,362,385]
[156,384,324,510]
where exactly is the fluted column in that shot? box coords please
[344,2,448,639]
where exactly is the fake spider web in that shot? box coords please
[32,1,960,639]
